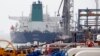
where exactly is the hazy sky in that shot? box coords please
[0,0,98,40]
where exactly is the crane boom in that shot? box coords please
[9,16,29,21]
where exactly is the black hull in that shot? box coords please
[10,31,61,43]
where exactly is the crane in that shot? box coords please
[58,0,74,36]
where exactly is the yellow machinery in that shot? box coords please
[0,40,16,56]
[0,40,28,56]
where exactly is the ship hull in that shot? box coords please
[10,31,61,43]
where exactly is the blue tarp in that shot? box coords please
[50,50,66,56]
[26,50,41,56]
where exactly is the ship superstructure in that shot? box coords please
[9,1,62,43]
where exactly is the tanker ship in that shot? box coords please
[9,1,62,43]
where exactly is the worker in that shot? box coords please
[86,39,94,47]
[84,30,92,39]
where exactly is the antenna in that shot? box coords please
[22,12,24,19]
[46,5,48,15]
[46,5,49,21]
[55,12,57,17]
